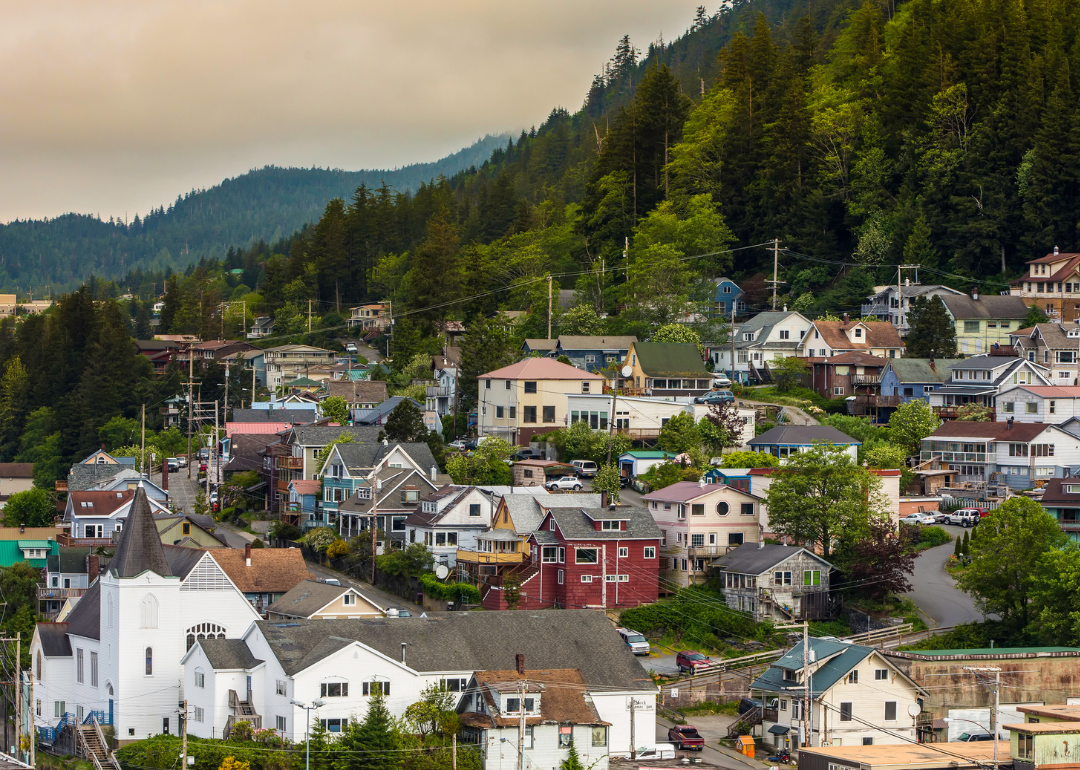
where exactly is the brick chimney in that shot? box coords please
[87,555,99,583]
[516,654,525,675]
[599,489,608,509]
[245,542,253,567]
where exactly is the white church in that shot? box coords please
[31,488,262,742]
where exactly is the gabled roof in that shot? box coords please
[110,489,173,578]
[734,311,810,350]
[67,490,134,518]
[266,579,383,618]
[210,548,312,593]
[462,669,607,729]
[1003,385,1080,398]
[522,339,558,352]
[254,610,652,689]
[480,358,604,380]
[806,320,903,351]
[287,425,381,446]
[751,639,876,696]
[0,464,33,478]
[328,441,439,477]
[928,421,1050,441]
[643,481,757,503]
[353,396,426,425]
[1039,478,1080,505]
[65,580,100,640]
[230,409,316,424]
[37,623,72,657]
[809,352,889,367]
[198,638,264,671]
[939,294,1030,320]
[712,544,831,574]
[543,507,662,540]
[630,342,707,377]
[748,425,860,447]
[557,335,637,351]
[323,380,389,403]
[501,494,602,535]
[883,358,962,383]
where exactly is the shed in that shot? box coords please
[735,735,755,757]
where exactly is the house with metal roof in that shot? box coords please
[939,290,1031,354]
[747,426,860,462]
[617,450,679,480]
[997,385,1080,423]
[711,311,813,384]
[622,342,710,397]
[182,610,656,754]
[925,354,1051,419]
[554,335,638,373]
[878,357,963,419]
[750,637,926,752]
[710,544,835,621]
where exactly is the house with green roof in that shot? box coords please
[0,538,58,568]
[623,341,710,397]
[751,637,926,752]
[878,357,963,420]
[618,450,679,479]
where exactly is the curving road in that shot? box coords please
[903,525,983,627]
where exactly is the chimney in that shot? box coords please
[599,489,608,508]
[516,654,525,675]
[971,287,979,301]
[245,542,252,566]
[430,465,437,482]
[401,643,407,664]
[1055,246,1060,256]
[1008,416,1014,430]
[698,476,707,488]
[758,539,765,550]
[18,524,24,534]
[87,555,99,583]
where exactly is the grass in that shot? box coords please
[680,700,742,717]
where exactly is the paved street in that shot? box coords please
[655,714,769,769]
[903,524,982,628]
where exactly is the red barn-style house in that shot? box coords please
[483,504,662,610]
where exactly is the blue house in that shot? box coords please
[703,468,752,492]
[878,358,962,420]
[318,441,440,524]
[554,335,637,372]
[747,426,860,462]
[712,278,746,319]
[288,479,321,529]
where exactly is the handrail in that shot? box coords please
[75,722,104,770]
[91,715,121,770]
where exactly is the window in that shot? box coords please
[504,380,510,390]
[644,547,656,558]
[691,534,705,547]
[804,570,820,586]
[559,726,572,748]
[542,546,558,563]
[542,406,555,422]
[581,381,591,394]
[77,649,84,683]
[36,652,41,681]
[509,406,516,419]
[874,669,888,681]
[618,547,628,557]
[592,726,606,747]
[862,737,873,746]
[779,699,787,711]
[496,406,504,419]
[559,547,565,563]
[506,697,520,712]
[141,594,159,629]
[557,570,564,584]
[276,680,287,696]
[728,532,744,546]
[78,706,84,721]
[1018,733,1034,759]
[741,503,754,516]
[1003,401,1014,413]
[35,700,40,717]
[779,330,790,340]
[91,651,98,687]
[1027,402,1038,413]
[343,593,356,606]
[774,571,791,585]
[322,681,349,697]
[884,701,897,721]
[524,381,537,394]
[321,718,347,733]
[964,321,980,333]
[361,681,388,696]
[576,548,598,564]
[441,678,469,692]
[275,715,286,733]
[581,575,593,583]
[54,701,65,718]
[840,702,853,721]
[903,387,914,397]
[854,328,863,338]
[145,647,153,676]
[183,523,191,535]
[691,503,705,516]
[716,502,729,516]
[192,706,205,723]
[485,379,491,389]
[847,670,859,684]
[833,386,845,396]
[523,406,537,423]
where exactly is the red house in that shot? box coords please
[483,505,661,611]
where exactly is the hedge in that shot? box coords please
[419,573,481,604]
[619,587,761,651]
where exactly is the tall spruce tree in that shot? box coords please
[905,296,957,358]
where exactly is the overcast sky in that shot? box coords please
[0,0,705,223]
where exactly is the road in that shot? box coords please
[903,523,983,627]
[655,714,769,770]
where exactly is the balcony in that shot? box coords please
[37,584,87,600]
[275,457,303,470]
[861,303,890,317]
[920,451,987,464]
[456,549,524,565]
[933,406,996,421]
[56,533,115,548]
[688,545,729,559]
[55,480,68,493]
[427,386,453,398]
[849,374,881,386]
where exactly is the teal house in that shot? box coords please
[618,450,680,480]
[1040,479,1080,541]
[0,539,59,568]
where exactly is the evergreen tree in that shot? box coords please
[354,684,402,770]
[954,530,963,558]
[962,529,970,555]
[905,296,957,358]
[381,399,429,444]
[903,214,939,270]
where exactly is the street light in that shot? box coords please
[291,699,325,770]
[943,717,1000,767]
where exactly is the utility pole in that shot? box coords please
[308,299,312,334]
[252,364,257,406]
[518,680,526,770]
[224,364,230,413]
[963,666,1001,768]
[547,275,553,339]
[629,696,636,760]
[730,304,737,385]
[14,638,20,762]
[452,733,457,770]
[187,349,194,479]
[370,475,379,584]
[180,699,188,770]
[802,619,809,748]
[770,238,781,311]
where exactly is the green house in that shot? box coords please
[0,539,59,568]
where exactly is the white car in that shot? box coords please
[448,440,467,451]
[712,375,732,387]
[899,512,937,526]
[546,476,583,491]
[344,343,358,354]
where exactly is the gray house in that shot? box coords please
[711,544,836,621]
[554,336,637,372]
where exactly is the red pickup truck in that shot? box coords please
[668,725,705,751]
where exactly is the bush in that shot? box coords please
[326,539,349,559]
[918,526,951,548]
[618,587,761,650]
[419,573,481,604]
[270,521,303,541]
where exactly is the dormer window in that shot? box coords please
[600,520,622,531]
[742,332,754,341]
[854,328,863,338]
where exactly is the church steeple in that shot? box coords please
[110,487,173,578]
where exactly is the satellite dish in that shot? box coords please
[621,365,633,379]
[908,703,922,717]
[435,564,449,580]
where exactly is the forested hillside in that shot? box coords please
[0,134,508,292]
[149,0,1077,338]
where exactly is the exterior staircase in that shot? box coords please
[76,717,121,770]
[225,690,262,737]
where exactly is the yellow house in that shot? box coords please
[265,579,384,619]
[622,341,711,397]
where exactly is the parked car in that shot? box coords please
[619,475,631,488]
[676,650,712,674]
[694,390,735,405]
[176,456,188,468]
[899,512,937,526]
[321,578,342,586]
[514,448,545,461]
[448,440,468,451]
[667,725,705,751]
[941,508,983,527]
[198,447,210,460]
[738,698,762,715]
[712,375,732,388]
[571,459,598,478]
[199,462,208,473]
[616,627,650,655]
[344,343,358,354]
[546,476,583,491]
[166,458,180,473]
[957,732,996,742]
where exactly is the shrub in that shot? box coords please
[919,526,951,548]
[326,539,349,559]
[619,587,760,648]
[419,573,481,604]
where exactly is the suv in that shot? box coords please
[957,732,995,742]
[617,627,650,655]
[344,343,358,354]
[942,508,982,527]
[165,458,180,473]
[676,650,712,674]
[694,390,735,405]
[571,460,598,478]
[546,476,583,491]
[514,448,545,462]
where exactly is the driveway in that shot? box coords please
[655,714,770,770]
[903,523,982,628]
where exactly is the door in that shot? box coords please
[162,717,169,734]
[246,675,252,701]
[108,700,113,725]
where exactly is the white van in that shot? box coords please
[617,627,650,655]
[571,460,598,478]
